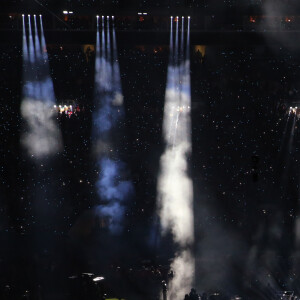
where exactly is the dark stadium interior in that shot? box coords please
[2,1,300,300]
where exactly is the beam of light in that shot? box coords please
[21,15,62,159]
[93,16,133,234]
[112,15,123,106]
[157,16,194,300]
[33,15,41,59]
[287,114,296,155]
[95,15,101,72]
[28,15,35,64]
[22,15,29,64]
[39,15,47,56]
[106,16,112,90]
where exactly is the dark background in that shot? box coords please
[2,0,300,299]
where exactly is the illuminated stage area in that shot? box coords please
[3,1,300,300]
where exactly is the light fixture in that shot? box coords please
[93,277,104,282]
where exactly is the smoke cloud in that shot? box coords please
[93,16,133,234]
[21,15,62,159]
[157,17,194,300]
[21,98,61,157]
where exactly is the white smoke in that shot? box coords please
[158,144,193,246]
[157,18,194,300]
[21,99,62,158]
[169,250,195,300]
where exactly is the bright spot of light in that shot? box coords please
[93,277,104,282]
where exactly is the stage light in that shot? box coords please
[93,277,104,282]
[188,16,191,19]
[63,10,68,14]
[157,16,193,300]
[143,12,147,15]
[138,12,142,15]
[182,16,184,18]
[39,14,42,17]
[69,11,73,14]
[96,15,99,18]
[93,14,133,234]
[171,16,173,19]
[28,14,30,17]
[112,16,114,19]
[22,14,24,17]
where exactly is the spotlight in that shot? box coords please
[171,16,173,18]
[188,16,191,19]
[93,277,104,282]
[182,16,184,18]
[102,16,104,18]
[39,14,42,17]
[22,14,24,17]
[28,14,30,17]
[63,10,68,14]
[96,15,99,18]
[107,16,109,18]
[34,14,36,17]
[112,16,114,19]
